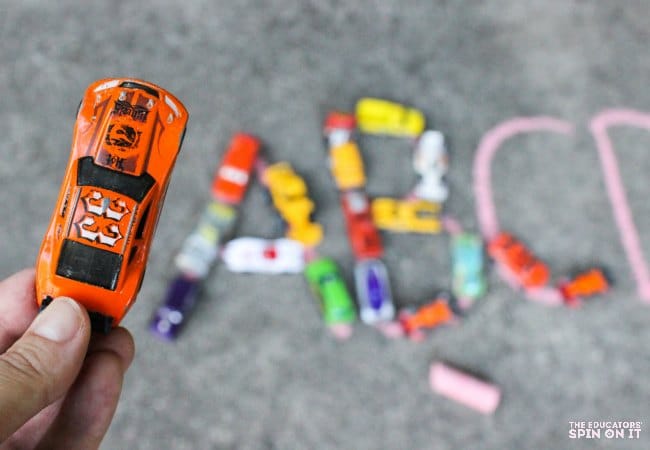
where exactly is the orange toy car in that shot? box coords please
[211,133,260,205]
[399,295,455,340]
[558,268,610,306]
[36,78,188,331]
[487,232,549,289]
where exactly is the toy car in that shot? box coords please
[412,130,449,203]
[323,111,356,148]
[150,275,200,340]
[221,237,305,274]
[355,98,425,137]
[371,198,442,234]
[211,133,260,205]
[36,78,188,331]
[487,232,550,289]
[264,162,323,247]
[304,257,357,337]
[341,190,383,260]
[174,201,237,279]
[451,233,487,303]
[329,142,366,190]
[399,294,455,340]
[354,259,395,324]
[558,268,610,306]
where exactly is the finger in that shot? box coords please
[88,327,135,371]
[36,329,134,450]
[1,330,134,449]
[0,269,39,352]
[0,297,90,442]
[1,398,64,450]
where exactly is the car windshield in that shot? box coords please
[77,156,155,202]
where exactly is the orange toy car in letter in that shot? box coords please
[36,78,188,332]
[558,268,610,306]
[487,232,549,289]
[398,295,455,341]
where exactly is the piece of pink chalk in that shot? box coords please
[429,362,501,414]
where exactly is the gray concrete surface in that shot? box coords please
[1,1,650,449]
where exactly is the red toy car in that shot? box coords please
[487,232,549,289]
[36,78,188,331]
[340,190,383,260]
[211,133,260,205]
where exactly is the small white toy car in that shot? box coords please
[174,201,237,279]
[412,130,449,203]
[221,237,306,274]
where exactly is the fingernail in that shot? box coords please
[32,297,83,342]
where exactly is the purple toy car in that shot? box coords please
[354,259,395,324]
[150,275,200,340]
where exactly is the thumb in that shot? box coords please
[0,297,90,442]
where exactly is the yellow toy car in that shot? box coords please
[264,162,323,246]
[329,142,366,190]
[371,198,442,234]
[355,98,425,137]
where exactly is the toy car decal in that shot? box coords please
[68,187,136,252]
[105,123,142,148]
[112,93,151,123]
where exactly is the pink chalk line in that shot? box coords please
[473,117,575,240]
[473,117,574,305]
[590,109,650,302]
[442,214,463,235]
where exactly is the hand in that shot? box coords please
[0,269,134,449]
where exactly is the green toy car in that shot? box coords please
[304,257,357,336]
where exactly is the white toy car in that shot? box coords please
[412,130,449,203]
[174,201,236,279]
[221,237,306,274]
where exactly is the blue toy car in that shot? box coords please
[451,233,487,305]
[354,259,395,324]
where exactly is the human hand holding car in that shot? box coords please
[0,269,133,449]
